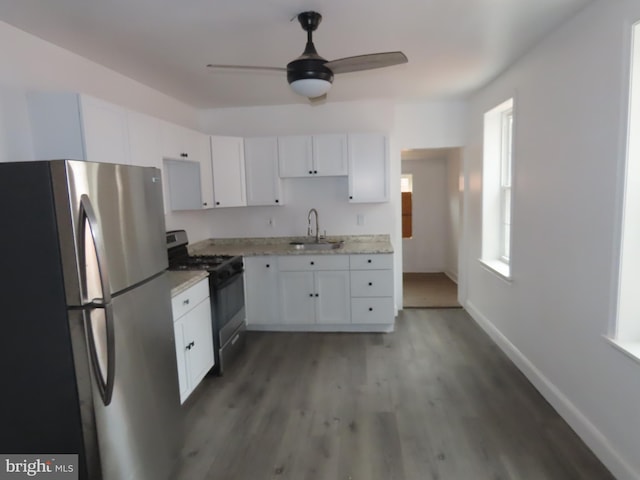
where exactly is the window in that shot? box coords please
[613,21,640,360]
[401,174,413,238]
[481,98,514,279]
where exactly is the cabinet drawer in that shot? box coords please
[350,270,394,297]
[278,254,349,271]
[349,254,393,270]
[171,278,210,320]
[351,297,394,324]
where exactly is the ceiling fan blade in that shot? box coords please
[324,51,408,74]
[206,64,286,72]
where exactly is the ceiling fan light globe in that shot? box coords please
[290,79,332,98]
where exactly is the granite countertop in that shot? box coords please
[188,234,393,257]
[167,270,209,297]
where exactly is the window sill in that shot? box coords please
[604,337,640,366]
[479,258,512,282]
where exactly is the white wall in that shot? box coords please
[446,148,462,282]
[461,1,640,478]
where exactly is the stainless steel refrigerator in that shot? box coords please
[0,160,182,480]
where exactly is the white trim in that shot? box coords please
[603,336,640,365]
[247,323,394,333]
[463,300,639,480]
[478,257,512,282]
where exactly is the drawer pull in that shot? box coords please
[266,264,270,268]
[368,282,373,286]
[369,307,373,311]
[367,259,372,263]
[309,293,314,297]
[183,299,190,305]
[310,261,315,265]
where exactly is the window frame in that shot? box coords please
[480,97,515,280]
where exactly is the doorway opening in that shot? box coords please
[401,148,462,308]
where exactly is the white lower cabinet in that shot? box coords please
[244,256,280,325]
[349,254,395,325]
[245,252,394,331]
[279,268,351,325]
[171,278,214,404]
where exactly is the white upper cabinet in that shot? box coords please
[312,134,348,176]
[210,136,247,207]
[244,137,283,206]
[348,133,389,203]
[278,134,347,177]
[27,92,131,165]
[278,135,312,177]
[161,120,213,210]
[127,111,160,168]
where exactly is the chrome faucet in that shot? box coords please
[307,208,319,243]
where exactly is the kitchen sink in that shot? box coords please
[289,240,344,250]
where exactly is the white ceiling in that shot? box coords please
[0,0,593,108]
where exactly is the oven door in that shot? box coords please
[212,270,246,374]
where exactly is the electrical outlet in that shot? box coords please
[357,214,364,226]
[268,217,275,228]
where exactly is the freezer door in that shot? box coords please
[51,160,167,305]
[87,272,182,480]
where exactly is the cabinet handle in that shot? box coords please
[310,261,314,265]
[309,293,313,297]
[183,299,190,305]
[349,196,353,200]
[203,202,208,206]
[313,170,318,174]
[368,282,373,286]
[216,201,220,205]
[315,293,319,297]
[308,170,313,174]
[180,153,188,158]
[266,264,270,268]
[275,199,279,203]
[369,307,373,311]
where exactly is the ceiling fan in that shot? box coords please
[207,11,408,102]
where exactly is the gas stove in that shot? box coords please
[166,230,243,286]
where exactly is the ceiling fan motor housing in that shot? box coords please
[287,11,333,86]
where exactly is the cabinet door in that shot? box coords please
[210,136,247,207]
[127,111,160,168]
[182,299,214,391]
[278,135,313,177]
[244,256,280,325]
[173,320,189,403]
[348,133,389,202]
[80,95,131,164]
[160,121,194,161]
[164,159,203,210]
[192,132,214,208]
[244,137,283,206]
[315,270,351,324]
[313,134,348,176]
[280,271,315,324]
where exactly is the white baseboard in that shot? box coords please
[444,269,458,284]
[464,300,638,480]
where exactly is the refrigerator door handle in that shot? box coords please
[83,303,116,405]
[79,194,115,406]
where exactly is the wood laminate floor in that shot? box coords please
[403,273,460,308]
[173,309,614,480]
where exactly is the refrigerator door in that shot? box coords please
[51,160,167,306]
[87,272,182,480]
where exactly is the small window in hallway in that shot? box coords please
[481,97,514,279]
[401,174,413,238]
[613,20,640,360]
